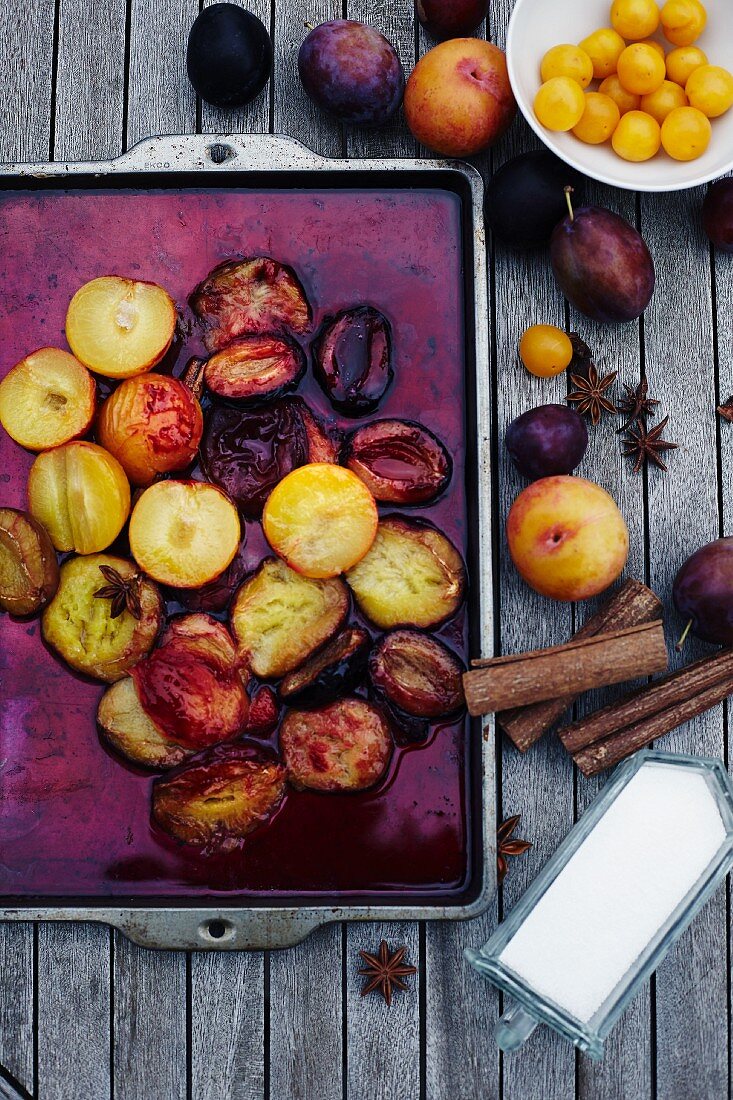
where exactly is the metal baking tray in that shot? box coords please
[0,134,494,949]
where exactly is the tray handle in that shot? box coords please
[106,133,335,175]
[113,908,327,950]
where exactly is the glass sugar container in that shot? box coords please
[466,749,733,1060]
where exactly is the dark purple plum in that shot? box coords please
[551,201,655,323]
[487,151,584,249]
[415,0,489,39]
[186,3,272,108]
[170,541,250,614]
[673,538,733,647]
[703,179,733,253]
[313,306,393,415]
[201,400,308,517]
[298,20,404,127]
[505,404,588,481]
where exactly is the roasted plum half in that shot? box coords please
[98,676,194,770]
[345,419,451,504]
[191,257,312,352]
[152,742,287,849]
[230,557,349,678]
[201,400,308,517]
[291,398,341,463]
[280,698,392,792]
[313,306,393,415]
[279,626,370,707]
[42,554,162,682]
[203,334,305,403]
[346,517,466,630]
[369,630,465,718]
[0,508,59,617]
[131,614,249,750]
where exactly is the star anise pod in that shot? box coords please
[93,565,144,619]
[621,416,678,474]
[616,378,660,433]
[567,364,618,425]
[717,396,733,423]
[358,941,417,1007]
[497,815,532,885]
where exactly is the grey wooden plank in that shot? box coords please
[415,15,502,1100]
[713,180,733,1099]
[488,3,576,1088]
[273,0,341,157]
[0,3,55,1095]
[54,0,127,161]
[201,0,272,135]
[127,0,198,146]
[345,923,420,1100]
[190,951,265,1100]
[113,935,187,1100]
[268,7,344,1100]
[0,0,55,161]
[340,7,421,1097]
[269,925,343,1100]
[37,923,111,1100]
[344,0,417,158]
[569,183,652,1100]
[0,926,34,1095]
[639,188,727,1100]
[33,6,127,1098]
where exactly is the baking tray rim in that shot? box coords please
[0,132,495,950]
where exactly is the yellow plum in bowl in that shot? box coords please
[506,475,629,601]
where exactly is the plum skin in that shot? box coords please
[186,3,272,108]
[416,0,489,40]
[487,151,583,249]
[703,179,733,253]
[673,538,733,645]
[298,20,404,127]
[505,404,588,481]
[551,206,655,324]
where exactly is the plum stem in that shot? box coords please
[675,619,693,652]
[564,186,575,222]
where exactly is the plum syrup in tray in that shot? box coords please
[0,181,480,904]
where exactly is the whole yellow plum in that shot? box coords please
[404,38,517,156]
[506,476,629,601]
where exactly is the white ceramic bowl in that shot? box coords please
[506,0,733,191]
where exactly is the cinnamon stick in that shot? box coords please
[462,620,668,717]
[559,649,733,754]
[558,648,733,776]
[489,579,662,752]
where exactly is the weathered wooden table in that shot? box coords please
[1,2,730,1098]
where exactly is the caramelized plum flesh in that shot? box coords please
[204,334,305,402]
[280,698,392,791]
[152,742,287,848]
[42,554,162,682]
[230,557,349,678]
[202,401,308,517]
[98,676,193,769]
[279,626,370,707]
[132,614,248,749]
[313,306,393,415]
[0,508,59,617]
[346,517,466,629]
[369,630,465,718]
[345,419,451,503]
[191,257,312,351]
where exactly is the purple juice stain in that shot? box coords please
[0,185,470,900]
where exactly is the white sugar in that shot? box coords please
[499,762,726,1023]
